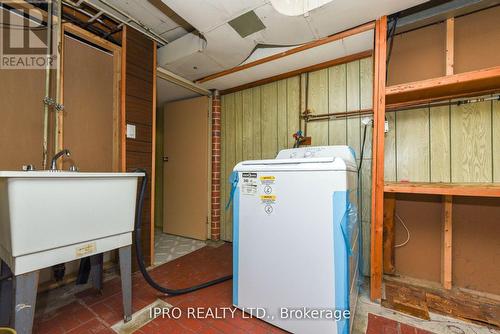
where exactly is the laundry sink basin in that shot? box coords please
[0,171,143,275]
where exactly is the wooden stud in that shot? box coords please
[445,18,454,76]
[120,26,127,172]
[197,22,375,84]
[383,193,396,275]
[370,16,388,301]
[150,41,157,264]
[442,195,452,290]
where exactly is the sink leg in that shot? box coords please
[11,270,39,334]
[0,261,13,326]
[119,245,132,322]
[89,254,104,293]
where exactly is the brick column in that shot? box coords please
[211,90,221,241]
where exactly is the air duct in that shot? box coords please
[157,32,207,67]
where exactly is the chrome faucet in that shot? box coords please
[50,149,71,171]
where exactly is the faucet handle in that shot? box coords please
[69,165,79,172]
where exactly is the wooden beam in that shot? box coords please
[221,50,373,95]
[385,66,500,106]
[384,182,500,197]
[383,193,396,275]
[150,41,157,265]
[120,26,127,172]
[445,18,454,76]
[442,195,453,290]
[383,276,500,327]
[196,21,375,84]
[370,16,387,301]
[63,22,120,53]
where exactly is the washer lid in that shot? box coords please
[234,156,356,172]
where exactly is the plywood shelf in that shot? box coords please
[384,182,500,197]
[385,66,500,108]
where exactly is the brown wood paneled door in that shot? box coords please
[163,96,208,240]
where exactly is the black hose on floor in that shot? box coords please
[132,169,233,296]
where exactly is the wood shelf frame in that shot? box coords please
[370,14,500,303]
[384,182,500,197]
[385,65,500,108]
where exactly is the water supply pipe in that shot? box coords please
[54,0,63,155]
[42,0,53,169]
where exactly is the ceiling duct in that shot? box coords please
[157,32,207,67]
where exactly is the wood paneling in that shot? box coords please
[328,64,347,145]
[307,69,329,145]
[384,113,397,181]
[261,82,278,159]
[124,27,155,266]
[286,77,300,148]
[277,80,288,152]
[347,61,361,156]
[451,100,492,182]
[430,106,451,182]
[252,87,262,160]
[396,108,430,182]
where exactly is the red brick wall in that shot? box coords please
[211,91,221,240]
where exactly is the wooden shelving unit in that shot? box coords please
[384,182,500,197]
[385,66,500,108]
[370,17,500,324]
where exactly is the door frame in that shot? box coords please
[155,70,212,239]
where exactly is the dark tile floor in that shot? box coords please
[33,244,285,334]
[32,243,432,333]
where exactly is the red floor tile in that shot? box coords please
[34,244,286,334]
[366,314,434,334]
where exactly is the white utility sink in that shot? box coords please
[0,171,143,275]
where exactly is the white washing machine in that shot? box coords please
[231,146,360,334]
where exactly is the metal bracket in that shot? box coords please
[54,103,65,112]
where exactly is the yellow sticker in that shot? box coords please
[76,242,96,257]
[260,176,275,181]
[260,195,276,201]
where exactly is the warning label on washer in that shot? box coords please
[260,195,276,214]
[260,175,275,185]
[260,195,276,203]
[242,173,258,195]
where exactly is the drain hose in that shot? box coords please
[133,169,233,296]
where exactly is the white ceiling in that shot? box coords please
[161,0,429,81]
[199,29,374,91]
[157,77,201,106]
[87,0,429,101]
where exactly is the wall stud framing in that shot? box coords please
[370,16,388,301]
[441,195,452,289]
